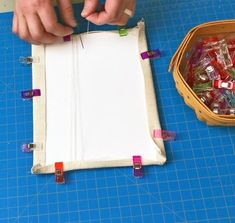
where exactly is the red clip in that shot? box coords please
[55,162,65,184]
[203,36,219,45]
[153,129,176,141]
[211,60,229,80]
[213,80,235,90]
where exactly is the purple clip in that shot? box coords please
[21,89,41,100]
[22,143,35,152]
[141,49,161,60]
[63,35,71,42]
[133,156,143,178]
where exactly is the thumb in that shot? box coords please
[81,0,99,18]
[58,0,77,27]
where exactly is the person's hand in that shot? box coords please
[12,0,77,44]
[81,0,136,26]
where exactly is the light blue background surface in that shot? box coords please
[0,1,235,222]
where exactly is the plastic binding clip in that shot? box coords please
[22,143,42,152]
[141,49,161,60]
[19,56,39,65]
[133,156,143,178]
[119,27,128,37]
[153,129,176,141]
[22,143,35,152]
[63,35,71,42]
[55,162,65,184]
[21,89,41,100]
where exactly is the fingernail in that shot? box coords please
[71,19,77,27]
[81,3,92,17]
[81,9,87,17]
[68,29,74,35]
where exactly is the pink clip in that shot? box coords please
[63,35,71,42]
[153,129,176,141]
[132,156,143,178]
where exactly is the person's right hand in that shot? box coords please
[12,0,77,45]
[81,0,136,26]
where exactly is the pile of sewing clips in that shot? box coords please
[185,36,235,115]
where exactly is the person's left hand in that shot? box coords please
[12,0,77,44]
[81,0,136,26]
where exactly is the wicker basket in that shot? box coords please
[169,20,235,126]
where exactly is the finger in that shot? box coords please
[126,0,136,18]
[108,11,131,26]
[19,15,42,44]
[109,15,129,26]
[27,38,41,45]
[26,13,58,44]
[17,13,30,41]
[17,14,40,44]
[58,0,77,27]
[109,0,136,26]
[81,0,99,18]
[12,13,18,34]
[37,1,73,37]
[86,0,126,25]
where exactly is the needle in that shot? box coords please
[79,19,90,49]
[79,34,84,49]
[87,21,90,34]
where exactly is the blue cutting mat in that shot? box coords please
[0,1,235,223]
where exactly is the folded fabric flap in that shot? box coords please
[32,156,166,174]
[138,20,166,158]
[32,45,46,168]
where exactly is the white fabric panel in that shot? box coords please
[45,29,158,165]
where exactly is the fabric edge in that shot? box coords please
[32,20,166,174]
[138,20,166,161]
[32,45,47,172]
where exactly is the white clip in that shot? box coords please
[19,56,40,65]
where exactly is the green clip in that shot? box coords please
[119,27,128,37]
[193,81,212,93]
[228,68,235,78]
